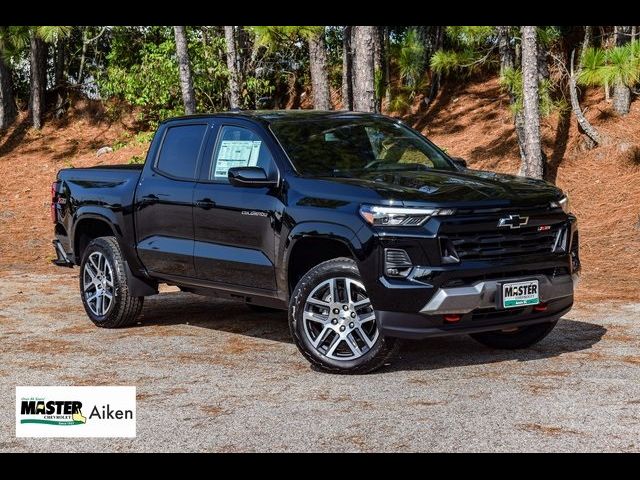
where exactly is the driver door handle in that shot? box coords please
[195,198,215,210]
[140,194,159,205]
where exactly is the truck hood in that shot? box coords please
[320,169,562,206]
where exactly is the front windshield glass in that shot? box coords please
[270,117,454,176]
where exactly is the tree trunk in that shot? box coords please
[569,50,603,146]
[426,26,445,107]
[29,31,46,130]
[613,26,632,115]
[53,35,67,118]
[224,26,242,109]
[308,30,331,110]
[613,81,631,115]
[173,26,196,115]
[0,53,17,130]
[414,25,434,73]
[537,41,549,82]
[514,111,527,161]
[78,27,88,85]
[580,26,592,62]
[384,27,391,107]
[373,26,383,112]
[497,26,524,155]
[521,26,543,179]
[615,25,631,46]
[352,26,376,112]
[341,26,353,111]
[497,26,514,74]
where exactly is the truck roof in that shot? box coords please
[161,110,387,126]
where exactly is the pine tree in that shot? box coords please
[224,26,242,109]
[341,26,353,111]
[0,27,17,130]
[613,26,633,115]
[521,26,544,179]
[174,26,196,115]
[352,26,376,112]
[308,28,331,110]
[28,29,46,129]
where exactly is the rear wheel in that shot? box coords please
[289,257,397,374]
[470,320,558,349]
[80,236,143,328]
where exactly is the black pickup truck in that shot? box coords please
[52,111,580,373]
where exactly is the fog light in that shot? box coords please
[533,303,548,312]
[443,314,462,323]
[384,248,413,278]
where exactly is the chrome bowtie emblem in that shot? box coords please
[498,214,529,229]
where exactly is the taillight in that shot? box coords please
[51,181,59,223]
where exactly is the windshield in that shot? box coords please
[270,117,454,176]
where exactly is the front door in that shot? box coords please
[135,121,209,277]
[193,122,282,290]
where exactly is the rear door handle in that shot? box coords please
[195,198,215,210]
[140,194,159,205]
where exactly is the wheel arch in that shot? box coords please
[72,213,119,264]
[72,212,157,297]
[283,222,365,294]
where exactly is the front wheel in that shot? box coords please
[289,257,397,374]
[80,236,143,328]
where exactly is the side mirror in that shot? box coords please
[228,167,278,188]
[452,157,467,169]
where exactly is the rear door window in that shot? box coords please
[156,124,208,180]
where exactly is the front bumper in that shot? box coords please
[376,275,575,340]
[420,273,574,314]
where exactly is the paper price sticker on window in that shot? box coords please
[214,140,262,178]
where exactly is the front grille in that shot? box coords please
[441,225,562,261]
[456,204,555,215]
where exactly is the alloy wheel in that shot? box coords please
[82,251,115,317]
[302,277,378,360]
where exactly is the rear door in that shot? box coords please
[135,121,209,277]
[192,120,283,290]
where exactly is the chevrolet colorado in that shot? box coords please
[52,111,580,373]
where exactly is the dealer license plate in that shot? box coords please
[501,280,539,308]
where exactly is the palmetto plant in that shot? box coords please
[397,28,424,91]
[35,26,72,44]
[579,42,640,115]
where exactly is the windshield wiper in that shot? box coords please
[327,169,355,178]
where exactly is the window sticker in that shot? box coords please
[214,140,262,178]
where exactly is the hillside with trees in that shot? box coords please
[1,26,639,300]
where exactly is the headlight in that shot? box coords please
[359,204,456,227]
[551,195,570,214]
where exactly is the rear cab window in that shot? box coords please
[155,124,208,180]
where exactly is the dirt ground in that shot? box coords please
[0,267,638,452]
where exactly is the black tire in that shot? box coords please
[289,257,398,374]
[246,304,283,314]
[79,236,143,328]
[470,320,558,349]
